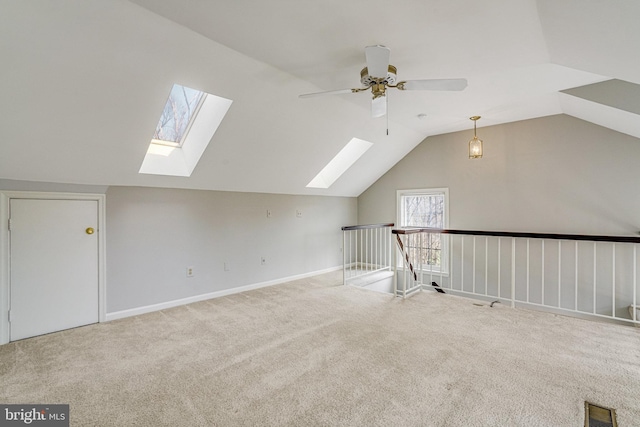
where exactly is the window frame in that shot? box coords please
[396,188,450,275]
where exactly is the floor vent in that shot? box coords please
[585,402,617,427]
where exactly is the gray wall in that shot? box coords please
[358,114,640,236]
[106,187,356,312]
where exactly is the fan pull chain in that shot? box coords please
[386,94,389,135]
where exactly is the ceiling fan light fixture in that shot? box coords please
[360,65,397,86]
[468,116,483,159]
[372,95,386,118]
[298,45,468,122]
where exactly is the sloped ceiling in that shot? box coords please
[0,0,638,197]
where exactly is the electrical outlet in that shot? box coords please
[186,266,194,277]
[261,257,266,265]
[296,209,302,218]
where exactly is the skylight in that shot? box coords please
[152,84,205,146]
[306,138,373,188]
[139,84,232,177]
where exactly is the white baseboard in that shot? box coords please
[105,265,342,322]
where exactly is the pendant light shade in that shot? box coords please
[468,116,483,159]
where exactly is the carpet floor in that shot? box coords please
[1,270,639,426]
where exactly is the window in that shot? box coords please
[397,188,449,274]
[152,84,205,147]
[307,138,373,188]
[139,84,233,177]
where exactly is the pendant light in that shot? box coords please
[468,116,483,159]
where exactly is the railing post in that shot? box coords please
[541,240,545,306]
[575,241,579,312]
[429,232,434,288]
[472,236,476,294]
[612,243,616,318]
[511,237,516,308]
[634,245,637,322]
[375,227,378,271]
[343,230,346,286]
[388,227,391,271]
[349,231,357,282]
[484,237,488,296]
[461,237,464,292]
[439,231,444,290]
[389,227,392,271]
[526,239,530,303]
[450,234,454,291]
[393,234,398,296]
[358,229,361,271]
[558,240,562,308]
[419,232,423,289]
[365,229,368,272]
[593,242,597,315]
[497,238,501,299]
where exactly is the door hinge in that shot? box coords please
[8,310,11,323]
[7,219,11,231]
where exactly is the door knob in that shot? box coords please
[86,227,95,235]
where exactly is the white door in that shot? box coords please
[9,199,99,341]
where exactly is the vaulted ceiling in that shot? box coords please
[1,0,639,196]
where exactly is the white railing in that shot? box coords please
[342,223,394,286]
[393,228,640,326]
[393,232,423,297]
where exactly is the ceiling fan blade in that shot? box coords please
[372,95,386,118]
[365,45,391,79]
[401,78,468,91]
[299,88,357,98]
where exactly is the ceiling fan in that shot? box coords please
[299,45,467,118]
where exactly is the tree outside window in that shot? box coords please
[153,84,205,146]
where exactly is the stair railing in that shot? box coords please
[341,223,394,286]
[392,227,640,326]
[394,231,422,297]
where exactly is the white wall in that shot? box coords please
[358,114,640,236]
[106,187,356,313]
